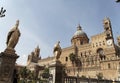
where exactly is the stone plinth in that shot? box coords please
[0,49,19,83]
[49,60,63,83]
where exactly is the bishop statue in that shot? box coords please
[6,20,21,49]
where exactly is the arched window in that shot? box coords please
[97,48,105,60]
[93,43,94,47]
[81,53,83,57]
[99,42,101,46]
[65,57,68,62]
[97,48,104,55]
[80,41,83,45]
[96,43,98,47]
[108,63,111,69]
[103,41,105,45]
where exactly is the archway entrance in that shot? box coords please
[97,48,106,60]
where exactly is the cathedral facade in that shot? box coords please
[27,17,120,80]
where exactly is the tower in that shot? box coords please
[103,17,117,59]
[71,24,89,46]
[34,45,40,58]
[27,46,41,65]
[103,17,114,46]
[117,36,120,46]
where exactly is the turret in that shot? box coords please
[34,45,40,57]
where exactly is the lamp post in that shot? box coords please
[0,7,6,18]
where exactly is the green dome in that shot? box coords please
[73,25,87,37]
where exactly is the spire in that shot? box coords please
[103,17,111,24]
[104,17,109,20]
[37,45,39,49]
[77,24,82,31]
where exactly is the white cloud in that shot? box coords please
[17,54,27,65]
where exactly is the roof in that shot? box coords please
[73,24,88,38]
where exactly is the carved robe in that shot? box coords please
[6,20,21,49]
[53,41,62,60]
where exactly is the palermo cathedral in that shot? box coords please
[26,17,120,80]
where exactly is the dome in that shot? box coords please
[71,24,89,46]
[73,24,87,37]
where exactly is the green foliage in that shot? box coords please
[69,53,76,64]
[43,68,49,73]
[19,67,28,78]
[39,80,47,83]
[96,72,103,79]
[42,68,50,79]
[63,69,67,76]
[81,75,86,79]
[27,71,34,79]
[18,80,44,83]
[18,67,34,80]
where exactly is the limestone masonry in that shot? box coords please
[27,17,120,80]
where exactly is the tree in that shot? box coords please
[42,68,50,79]
[81,75,86,79]
[96,73,103,80]
[18,67,29,79]
[0,7,6,18]
[43,68,49,74]
[27,70,34,80]
[69,53,77,75]
[69,53,76,64]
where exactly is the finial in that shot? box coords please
[103,17,110,21]
[37,45,39,48]
[77,24,82,30]
[103,17,111,24]
[35,45,40,51]
[58,41,60,44]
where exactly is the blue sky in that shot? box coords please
[0,0,120,65]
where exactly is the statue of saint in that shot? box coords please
[53,41,62,60]
[6,20,21,49]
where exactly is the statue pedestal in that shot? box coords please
[49,60,63,83]
[0,49,19,83]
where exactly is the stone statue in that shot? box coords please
[53,41,62,60]
[6,20,21,49]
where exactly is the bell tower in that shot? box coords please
[103,18,113,39]
[103,17,117,59]
[103,17,115,46]
[103,17,113,39]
